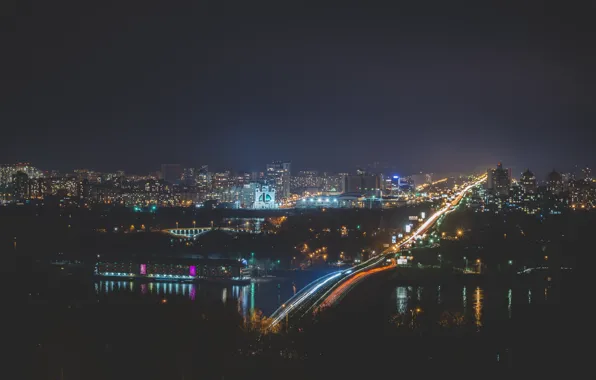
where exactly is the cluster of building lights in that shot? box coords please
[100,272,195,280]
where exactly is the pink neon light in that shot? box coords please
[189,265,197,276]
[140,264,147,275]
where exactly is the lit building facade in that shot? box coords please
[252,185,277,209]
[344,173,381,197]
[266,161,291,199]
[546,170,564,194]
[95,258,246,280]
[487,163,511,196]
[520,169,537,194]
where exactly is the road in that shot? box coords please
[268,175,486,329]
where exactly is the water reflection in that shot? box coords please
[389,284,545,331]
[474,286,483,329]
[94,279,547,330]
[250,283,255,314]
[396,287,408,314]
[95,279,295,318]
[97,280,198,300]
[508,289,512,319]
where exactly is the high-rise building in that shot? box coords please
[240,183,259,208]
[77,179,90,199]
[487,163,511,196]
[582,167,592,181]
[196,171,212,195]
[344,173,381,196]
[411,173,431,188]
[212,171,232,191]
[266,161,291,199]
[181,168,196,186]
[12,171,30,199]
[520,169,537,194]
[546,170,564,194]
[321,173,344,193]
[160,164,182,184]
[291,170,321,193]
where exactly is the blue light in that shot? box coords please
[393,175,399,179]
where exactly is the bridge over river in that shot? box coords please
[268,175,487,330]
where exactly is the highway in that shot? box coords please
[268,175,486,329]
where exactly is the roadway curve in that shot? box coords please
[268,175,486,329]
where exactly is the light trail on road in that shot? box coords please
[316,265,395,311]
[268,175,486,329]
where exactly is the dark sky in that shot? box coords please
[3,1,595,177]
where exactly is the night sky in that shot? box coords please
[3,1,595,176]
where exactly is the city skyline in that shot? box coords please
[2,159,594,181]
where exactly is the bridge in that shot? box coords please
[164,227,257,238]
[268,175,487,330]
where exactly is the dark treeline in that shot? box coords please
[430,207,584,272]
[6,203,430,265]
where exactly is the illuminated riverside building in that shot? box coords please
[95,258,247,281]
